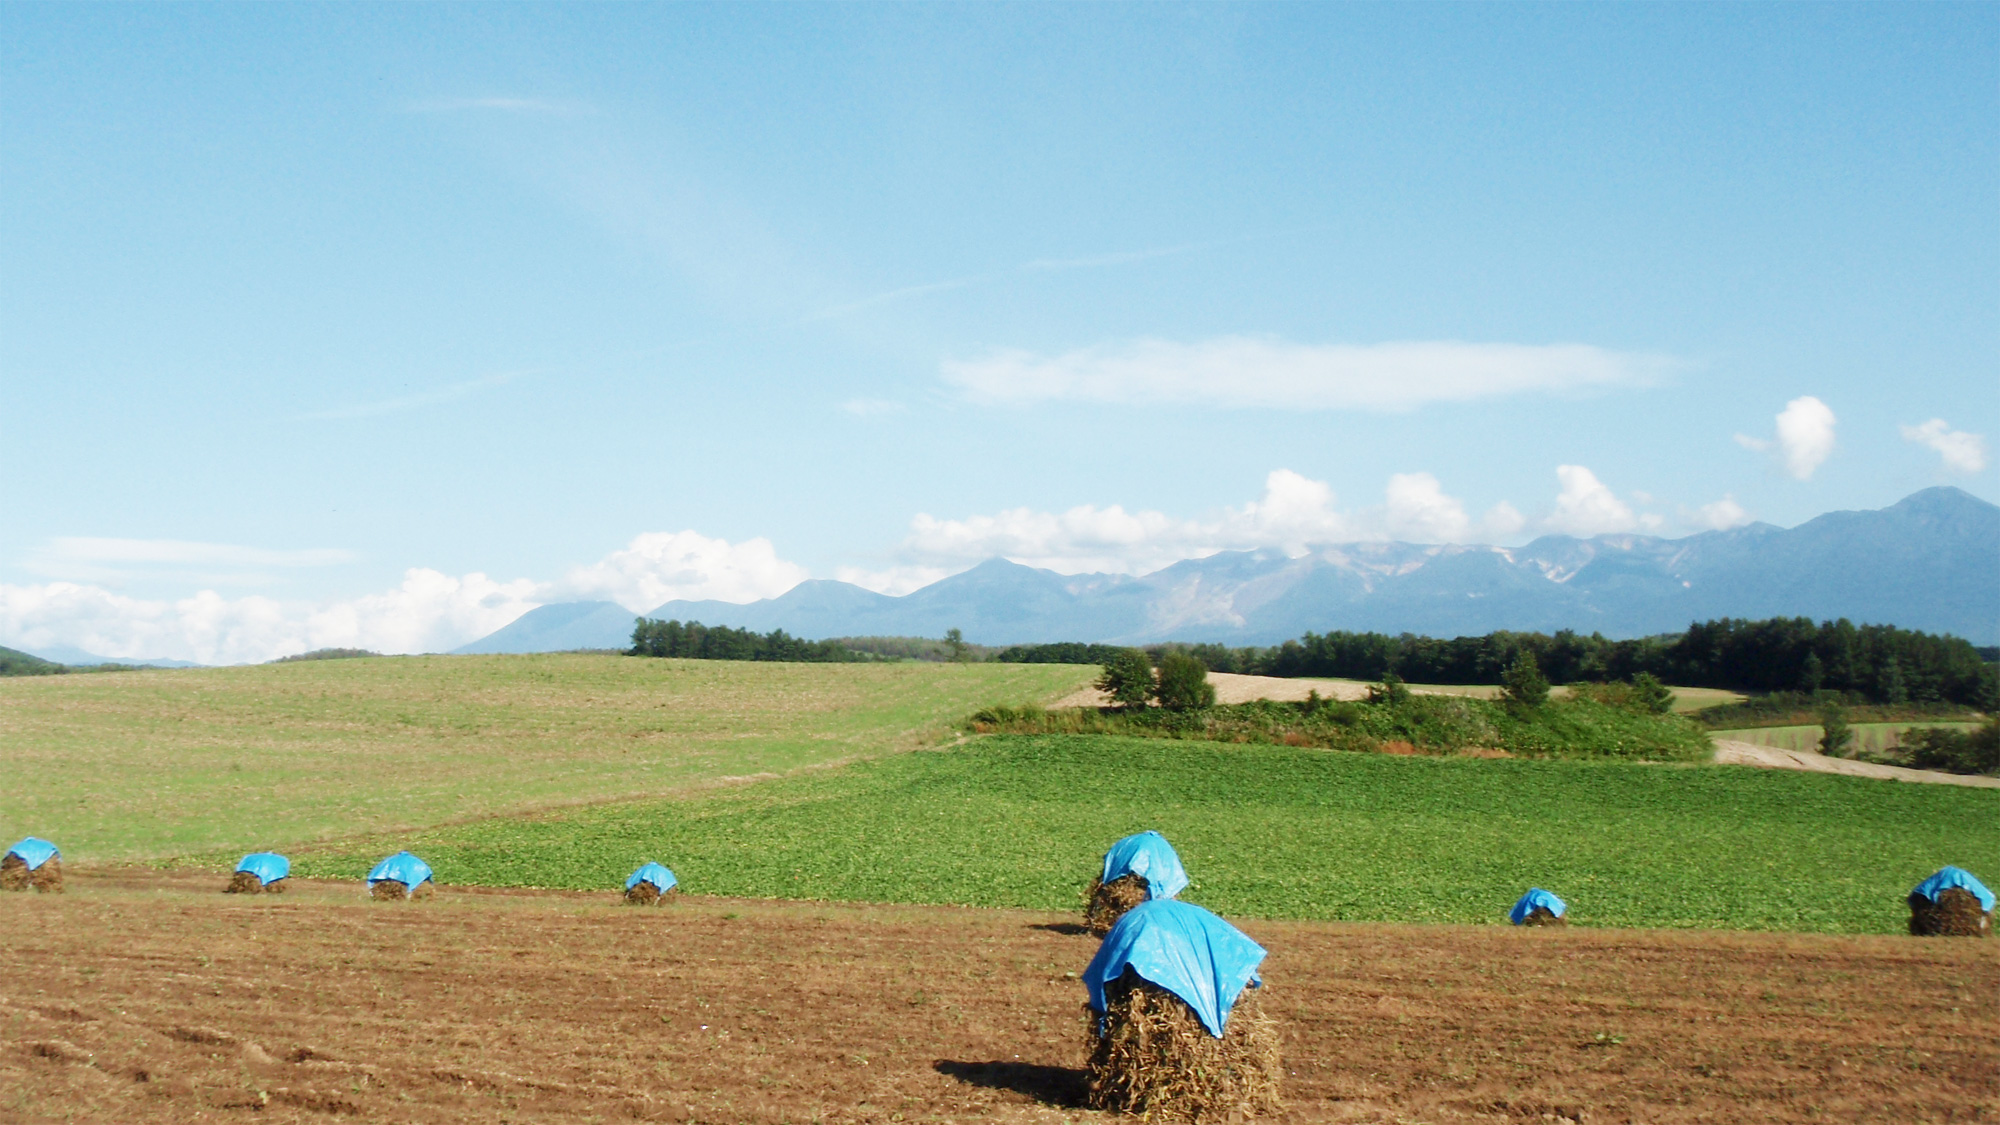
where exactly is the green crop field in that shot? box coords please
[293,733,2000,935]
[0,655,1093,861]
[1711,722,1984,755]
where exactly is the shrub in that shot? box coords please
[1153,652,1216,712]
[1501,653,1550,708]
[1904,720,2000,776]
[1818,700,1854,758]
[1096,649,1156,710]
[1366,672,1412,706]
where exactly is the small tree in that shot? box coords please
[1629,672,1674,714]
[1366,671,1412,706]
[1153,651,1216,711]
[1095,648,1154,709]
[1818,699,1854,758]
[943,628,969,663]
[1501,652,1550,708]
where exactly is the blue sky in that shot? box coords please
[2,4,1994,661]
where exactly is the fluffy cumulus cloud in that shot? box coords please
[549,530,808,610]
[1683,495,1753,531]
[1541,465,1640,537]
[1900,418,1987,474]
[1737,396,1837,480]
[861,469,1532,583]
[942,337,1671,411]
[0,530,809,665]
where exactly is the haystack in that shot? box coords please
[624,861,680,904]
[226,852,290,894]
[1083,899,1279,1122]
[1087,969,1281,1121]
[4,838,62,893]
[1907,866,1993,938]
[1509,888,1568,927]
[366,851,435,901]
[1087,831,1190,935]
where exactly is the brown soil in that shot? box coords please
[1086,968,1281,1121]
[1,868,1995,1124]
[1083,874,1149,936]
[1909,887,1992,937]
[1519,906,1567,927]
[0,852,26,891]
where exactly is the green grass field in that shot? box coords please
[293,733,2000,935]
[1712,722,1984,755]
[0,654,1093,861]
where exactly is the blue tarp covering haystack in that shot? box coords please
[1100,830,1190,900]
[236,853,290,884]
[6,837,59,870]
[1910,866,1994,912]
[1510,888,1567,924]
[1084,899,1267,1038]
[367,851,433,891]
[626,862,678,893]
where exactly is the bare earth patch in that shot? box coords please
[0,869,1992,1123]
[1712,739,2000,790]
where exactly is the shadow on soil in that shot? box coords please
[934,1060,1089,1107]
[1029,922,1093,936]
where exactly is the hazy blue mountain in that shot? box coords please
[456,487,2000,653]
[21,643,203,668]
[452,601,639,654]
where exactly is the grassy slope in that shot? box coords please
[0,654,1092,861]
[299,733,2000,935]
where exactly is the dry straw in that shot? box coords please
[1085,874,1151,936]
[1519,906,1567,927]
[1909,887,1991,937]
[370,879,433,901]
[225,871,288,894]
[2,854,62,893]
[1085,968,1282,1122]
[623,882,679,906]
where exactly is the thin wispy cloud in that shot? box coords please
[805,276,986,321]
[943,337,1673,412]
[296,372,526,421]
[23,537,356,590]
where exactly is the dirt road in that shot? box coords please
[2,870,1993,1123]
[1712,739,2000,790]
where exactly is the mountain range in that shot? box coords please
[457,486,2000,653]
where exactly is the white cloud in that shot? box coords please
[1740,396,1836,480]
[1542,465,1639,537]
[1381,472,1522,542]
[546,530,809,611]
[833,565,954,597]
[1900,418,1987,474]
[0,529,808,664]
[1684,495,1753,531]
[942,337,1671,411]
[24,537,356,589]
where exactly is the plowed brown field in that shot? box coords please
[2,870,1994,1124]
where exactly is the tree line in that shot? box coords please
[629,619,873,663]
[1000,617,1999,710]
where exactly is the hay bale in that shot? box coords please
[623,882,679,905]
[264,877,287,894]
[370,878,432,901]
[1520,905,1567,927]
[225,870,263,894]
[1085,873,1151,936]
[1085,968,1282,1122]
[0,853,27,892]
[23,857,62,894]
[1909,887,1992,937]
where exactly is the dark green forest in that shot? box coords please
[1001,618,1998,710]
[629,618,875,663]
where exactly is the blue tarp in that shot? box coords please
[367,851,433,889]
[1510,888,1567,924]
[1910,866,1995,913]
[625,862,678,893]
[235,853,290,884]
[1100,830,1189,901]
[1083,898,1266,1038]
[6,837,59,870]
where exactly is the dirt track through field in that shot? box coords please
[2,870,1995,1124]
